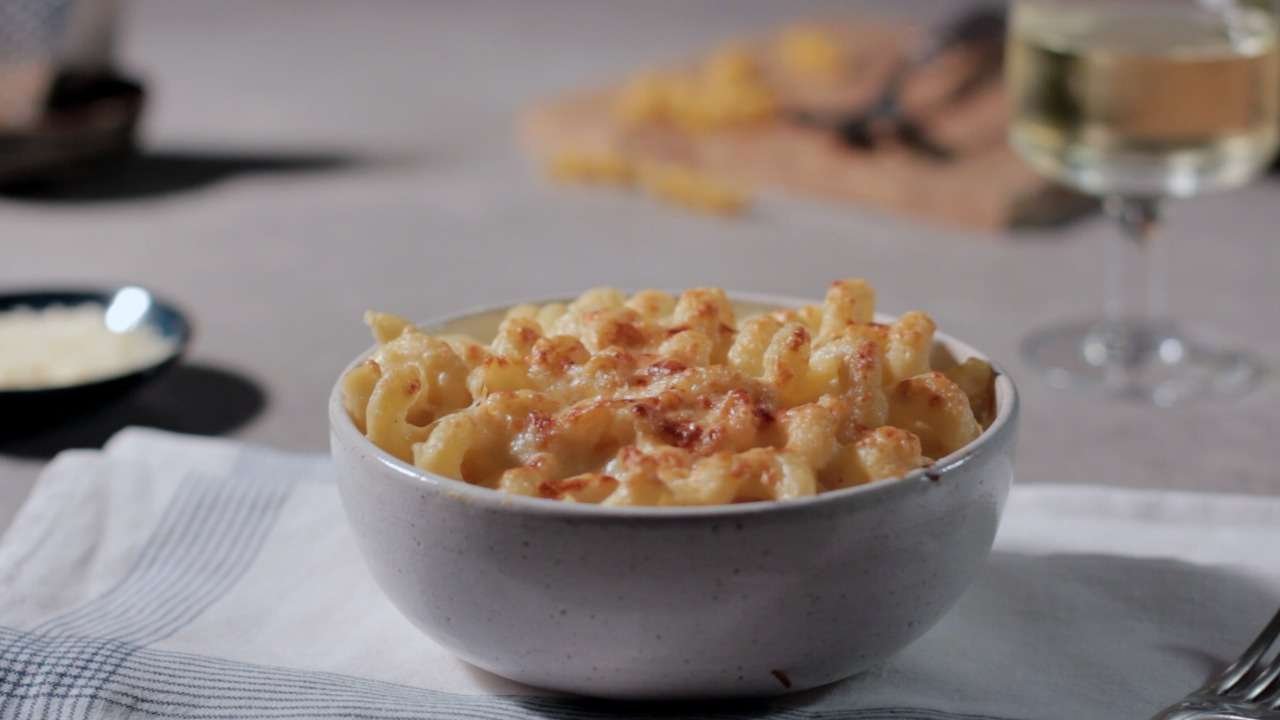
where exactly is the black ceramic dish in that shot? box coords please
[0,287,191,431]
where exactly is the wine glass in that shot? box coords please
[1006,0,1279,406]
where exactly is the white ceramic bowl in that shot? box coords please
[329,292,1019,699]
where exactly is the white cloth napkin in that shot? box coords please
[1,428,1277,720]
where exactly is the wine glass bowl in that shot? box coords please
[1006,0,1279,405]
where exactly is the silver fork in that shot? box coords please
[1152,607,1280,719]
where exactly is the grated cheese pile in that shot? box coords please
[0,304,174,390]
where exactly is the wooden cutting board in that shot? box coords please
[520,18,1092,231]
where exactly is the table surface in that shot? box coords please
[3,0,1278,534]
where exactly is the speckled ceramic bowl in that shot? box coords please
[329,292,1018,699]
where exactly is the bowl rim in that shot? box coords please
[329,290,1018,519]
[0,285,192,397]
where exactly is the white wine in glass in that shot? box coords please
[1007,0,1279,405]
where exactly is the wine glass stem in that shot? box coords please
[1093,196,1171,368]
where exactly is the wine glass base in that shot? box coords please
[1022,319,1266,407]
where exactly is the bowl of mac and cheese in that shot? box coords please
[329,281,1018,698]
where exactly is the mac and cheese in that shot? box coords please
[343,281,995,506]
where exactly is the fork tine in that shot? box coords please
[1211,607,1280,695]
[1243,653,1280,701]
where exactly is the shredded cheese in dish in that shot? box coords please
[0,304,173,390]
[343,281,996,506]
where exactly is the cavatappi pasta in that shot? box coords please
[343,281,997,507]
